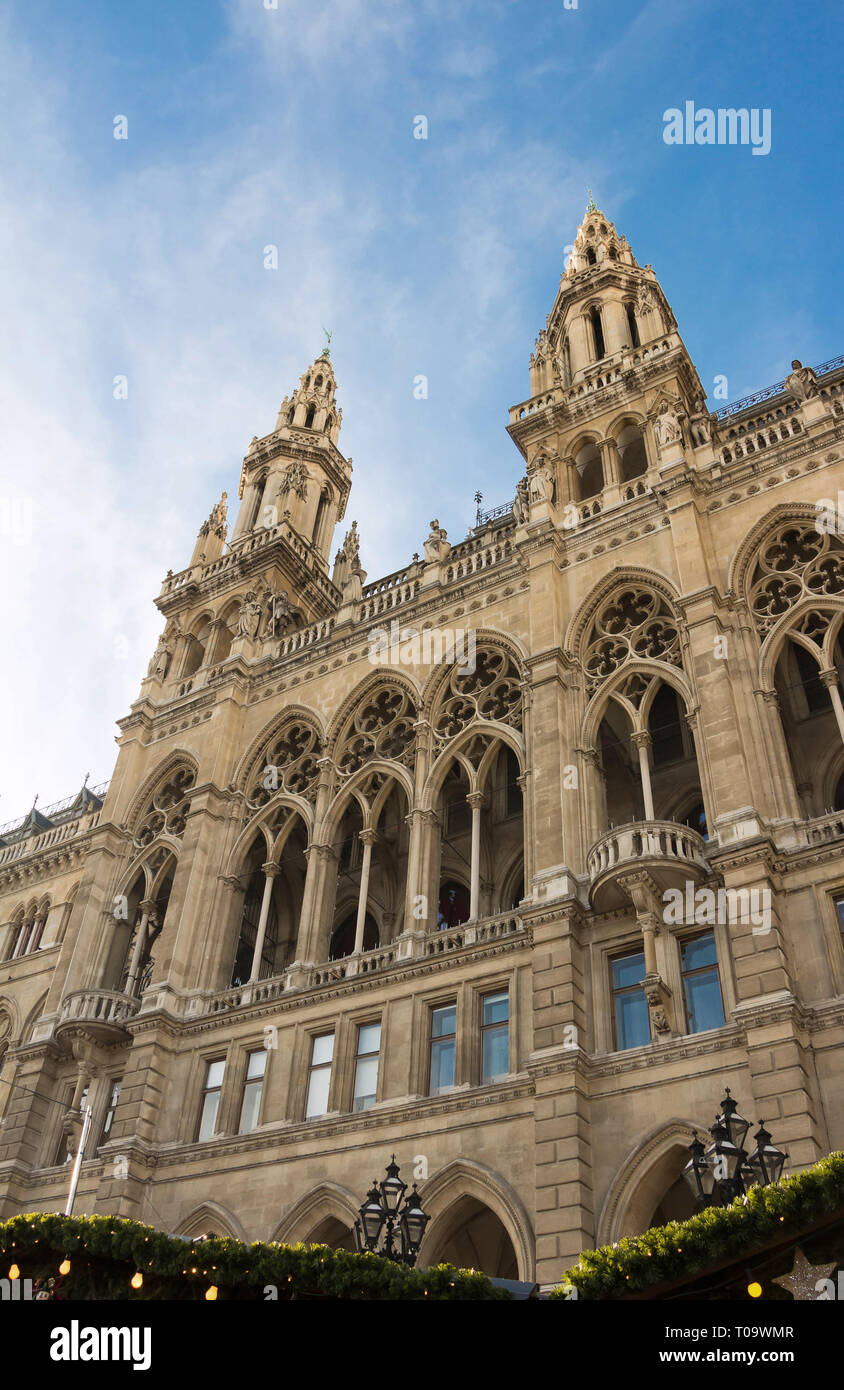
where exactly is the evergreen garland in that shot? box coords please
[551,1151,844,1300]
[0,1212,510,1301]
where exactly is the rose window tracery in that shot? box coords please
[434,647,522,741]
[749,525,844,635]
[247,720,323,810]
[134,766,196,848]
[583,587,681,693]
[335,687,417,776]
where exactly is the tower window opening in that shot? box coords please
[304,404,316,429]
[626,304,641,348]
[586,247,597,266]
[589,306,605,361]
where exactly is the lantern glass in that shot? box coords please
[719,1090,750,1152]
[403,1188,429,1247]
[381,1157,406,1213]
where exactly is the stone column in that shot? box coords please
[467,792,484,920]
[353,830,378,953]
[248,863,279,981]
[631,731,655,820]
[819,669,844,748]
[124,901,154,996]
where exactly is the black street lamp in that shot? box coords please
[354,1155,430,1266]
[683,1088,787,1208]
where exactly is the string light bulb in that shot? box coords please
[131,1272,143,1290]
[8,1264,19,1281]
[747,1281,762,1298]
[205,1285,218,1301]
[59,1259,71,1276]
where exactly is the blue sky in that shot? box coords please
[1,0,842,816]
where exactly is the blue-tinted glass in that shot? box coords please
[685,969,724,1033]
[682,933,717,971]
[612,952,645,991]
[615,990,650,1050]
[482,991,508,1026]
[430,1037,455,1092]
[432,1005,456,1038]
[482,1025,509,1082]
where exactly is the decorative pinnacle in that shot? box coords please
[586,187,598,213]
[319,325,332,359]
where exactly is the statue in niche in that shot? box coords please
[513,477,530,525]
[147,620,179,681]
[785,359,819,402]
[689,396,712,447]
[270,590,298,638]
[236,591,262,641]
[528,460,556,504]
[654,404,682,447]
[279,461,309,501]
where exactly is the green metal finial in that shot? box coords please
[586,188,597,213]
[319,325,332,359]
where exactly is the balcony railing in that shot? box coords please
[55,988,140,1040]
[588,820,709,912]
[183,911,527,1019]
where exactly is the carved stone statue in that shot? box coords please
[236,591,262,641]
[654,405,682,447]
[785,359,819,402]
[424,519,449,563]
[147,619,178,681]
[270,590,298,638]
[513,477,530,526]
[279,460,309,501]
[528,460,556,504]
[689,396,712,447]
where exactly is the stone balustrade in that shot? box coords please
[55,987,140,1041]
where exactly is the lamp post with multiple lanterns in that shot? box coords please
[354,1156,430,1267]
[683,1088,788,1207]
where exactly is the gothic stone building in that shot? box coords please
[1,207,843,1288]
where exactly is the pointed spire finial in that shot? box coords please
[586,187,597,213]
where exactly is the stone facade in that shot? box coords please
[1,208,843,1288]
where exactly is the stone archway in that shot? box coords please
[272,1181,360,1248]
[597,1119,701,1244]
[416,1158,533,1280]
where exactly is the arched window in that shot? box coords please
[625,303,641,348]
[617,424,647,482]
[649,684,685,767]
[313,488,331,549]
[586,247,597,266]
[437,881,470,930]
[576,441,603,500]
[589,306,605,361]
[681,801,708,841]
[329,912,379,959]
[304,404,316,429]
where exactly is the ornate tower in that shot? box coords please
[508,203,711,518]
[228,344,352,603]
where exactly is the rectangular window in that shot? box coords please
[100,1079,122,1145]
[681,932,725,1034]
[55,1084,88,1164]
[238,1049,267,1134]
[481,990,509,1082]
[305,1032,334,1119]
[611,951,650,1050]
[197,1059,225,1142]
[429,1003,457,1094]
[834,895,844,945]
[353,1022,381,1112]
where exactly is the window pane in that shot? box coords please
[483,991,509,1027]
[682,933,717,972]
[311,1033,334,1066]
[685,969,725,1034]
[612,952,645,991]
[357,1022,381,1056]
[836,897,844,934]
[239,1080,263,1134]
[198,1090,220,1142]
[246,1049,267,1080]
[206,1059,225,1089]
[431,1005,456,1039]
[615,991,650,1050]
[430,1038,455,1092]
[353,1055,379,1110]
[306,1066,331,1119]
[482,1025,509,1082]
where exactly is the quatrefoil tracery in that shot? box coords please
[134,766,196,849]
[583,586,681,694]
[434,647,522,742]
[247,720,323,810]
[749,525,844,636]
[335,687,417,777]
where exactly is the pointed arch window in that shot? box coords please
[304,404,316,429]
[589,306,606,361]
[625,303,641,348]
